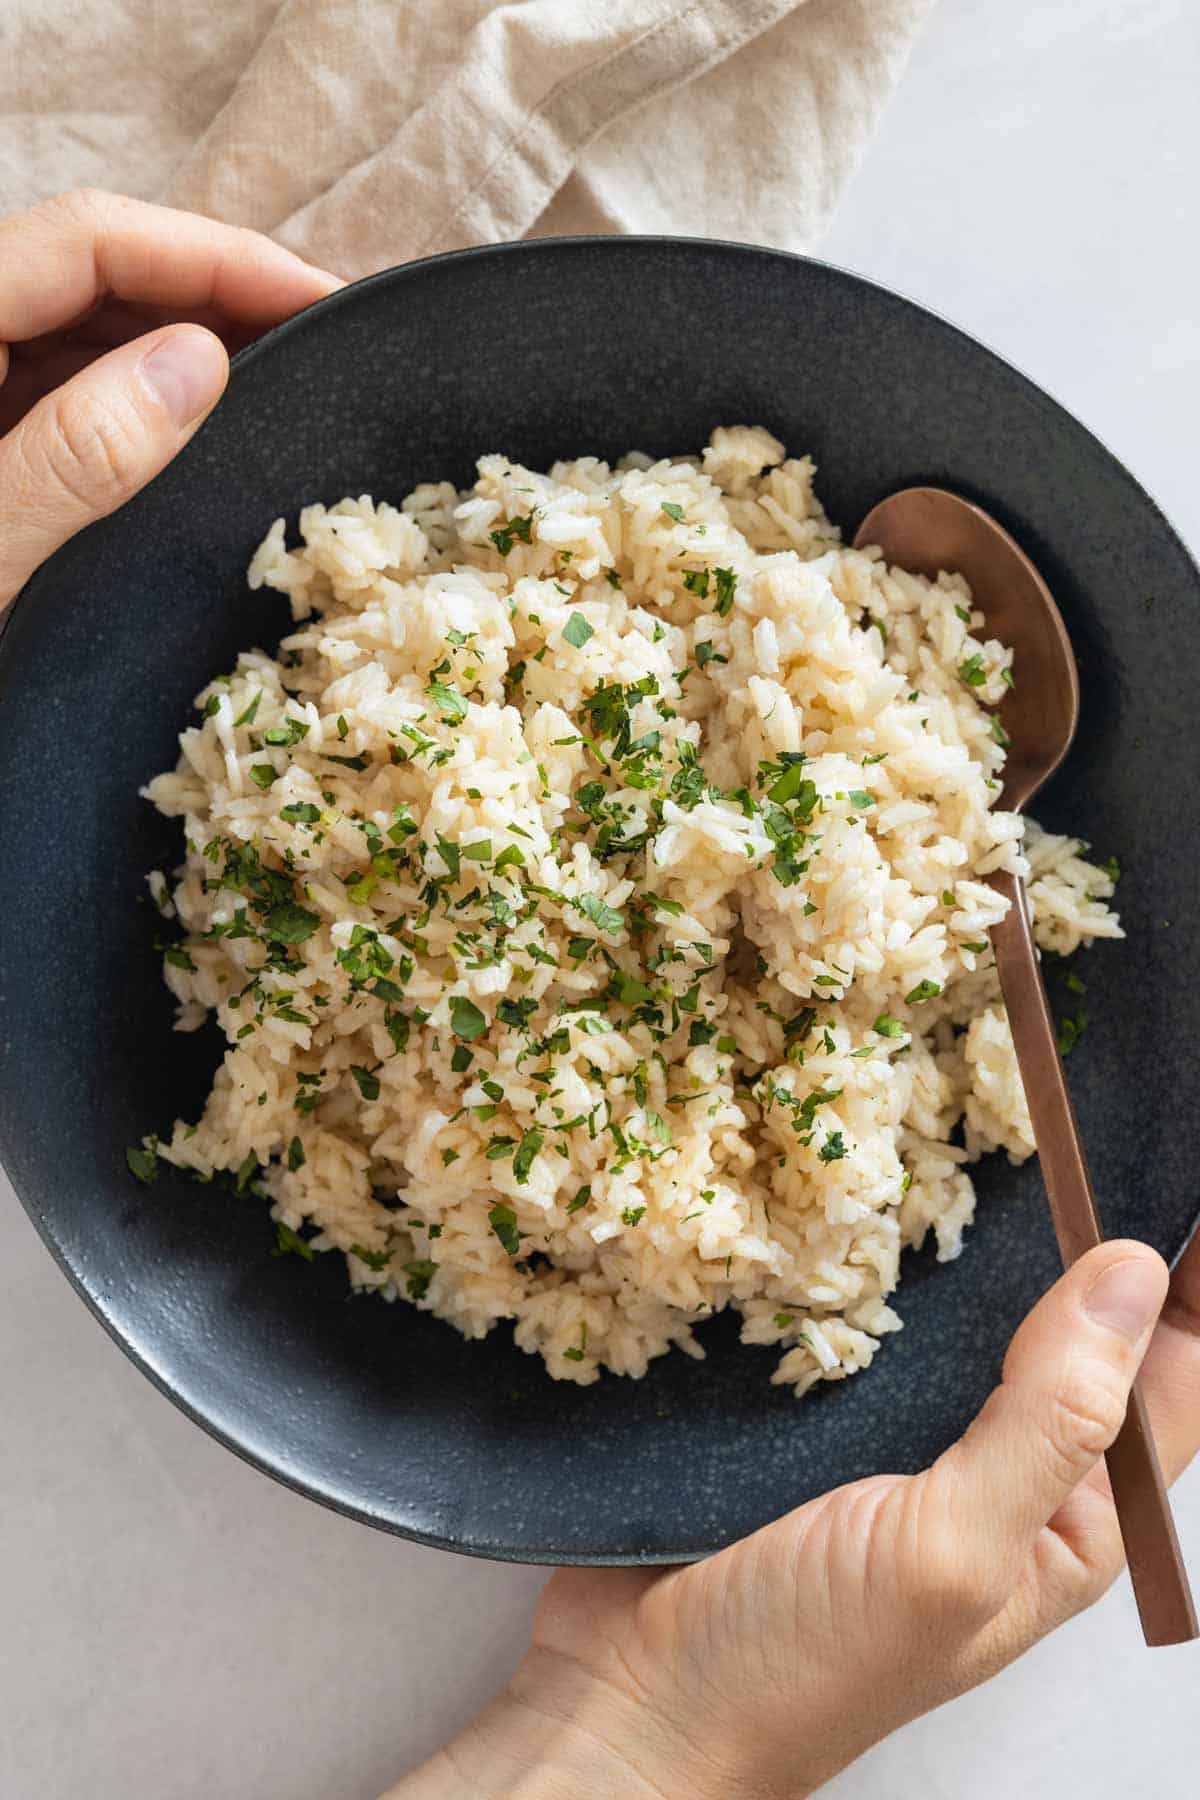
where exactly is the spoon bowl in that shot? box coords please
[854,487,1078,811]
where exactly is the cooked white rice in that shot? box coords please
[140,425,1120,1393]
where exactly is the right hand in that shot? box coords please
[392,1237,1200,1798]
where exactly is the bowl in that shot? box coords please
[2,238,1198,1564]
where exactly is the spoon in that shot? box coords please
[854,487,1197,1648]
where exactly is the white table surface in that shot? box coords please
[3,2,1197,1795]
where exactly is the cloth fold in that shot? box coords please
[1,0,934,277]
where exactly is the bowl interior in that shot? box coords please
[1,238,1198,1563]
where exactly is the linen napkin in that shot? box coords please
[0,0,935,276]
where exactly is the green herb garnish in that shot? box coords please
[489,1203,522,1255]
[449,996,487,1041]
[273,1221,313,1261]
[403,1258,437,1299]
[350,1243,392,1272]
[818,1131,848,1164]
[713,567,736,616]
[126,1144,159,1185]
[513,1128,543,1184]
[427,680,468,724]
[262,902,320,945]
[562,612,594,649]
[350,1065,381,1100]
[576,892,624,935]
[232,692,262,728]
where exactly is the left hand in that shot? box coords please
[0,187,341,612]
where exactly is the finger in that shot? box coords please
[0,322,228,609]
[929,1242,1167,1585]
[0,189,342,342]
[1010,1230,1200,1629]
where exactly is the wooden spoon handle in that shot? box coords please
[989,867,1197,1646]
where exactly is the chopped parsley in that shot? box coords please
[263,718,309,748]
[273,1221,313,1261]
[403,1258,437,1299]
[263,901,320,945]
[490,513,535,555]
[661,501,686,523]
[489,1203,522,1255]
[449,996,487,1040]
[427,680,468,724]
[904,979,942,1004]
[958,652,987,687]
[513,1128,543,1184]
[576,892,624,935]
[350,1064,381,1101]
[562,612,594,649]
[232,692,262,728]
[126,1143,159,1185]
[350,1243,391,1272]
[818,1131,848,1164]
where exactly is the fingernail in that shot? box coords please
[1084,1257,1164,1342]
[140,327,227,428]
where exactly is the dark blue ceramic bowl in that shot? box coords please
[2,239,1198,1564]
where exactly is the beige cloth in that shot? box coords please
[0,0,934,278]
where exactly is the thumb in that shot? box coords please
[0,322,228,609]
[933,1241,1168,1580]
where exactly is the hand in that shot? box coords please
[391,1236,1200,1798]
[0,189,341,612]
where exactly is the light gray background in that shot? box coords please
[2,1,1197,1795]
